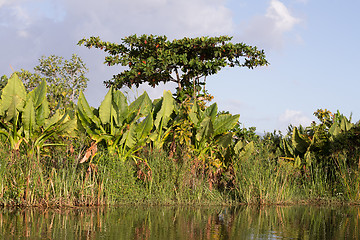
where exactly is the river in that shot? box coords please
[1,205,359,239]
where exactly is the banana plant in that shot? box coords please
[149,90,175,149]
[76,88,153,159]
[0,73,27,152]
[328,112,354,139]
[279,126,314,169]
[188,101,239,168]
[0,73,76,158]
[234,140,255,159]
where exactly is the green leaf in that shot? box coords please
[31,80,47,109]
[234,140,244,154]
[281,139,294,157]
[239,141,255,159]
[35,99,50,126]
[23,99,36,140]
[128,91,152,121]
[0,73,27,120]
[196,116,213,142]
[44,110,62,130]
[216,132,233,148]
[340,117,353,132]
[121,123,136,148]
[77,91,101,126]
[154,90,174,128]
[56,114,77,137]
[27,81,50,126]
[204,103,217,121]
[112,90,128,126]
[99,87,114,125]
[292,127,309,154]
[213,114,239,136]
[329,123,341,137]
[135,114,153,143]
[189,102,199,125]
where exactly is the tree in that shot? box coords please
[16,54,89,112]
[78,34,268,101]
[0,75,8,98]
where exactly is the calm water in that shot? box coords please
[0,205,359,239]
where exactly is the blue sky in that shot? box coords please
[0,0,359,133]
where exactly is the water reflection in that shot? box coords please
[0,205,359,239]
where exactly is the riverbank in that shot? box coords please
[1,139,359,208]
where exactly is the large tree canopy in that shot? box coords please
[78,34,268,100]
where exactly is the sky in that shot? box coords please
[1,0,359,133]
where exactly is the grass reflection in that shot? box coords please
[0,205,359,239]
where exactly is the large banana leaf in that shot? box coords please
[280,138,294,157]
[25,80,49,131]
[33,112,76,150]
[77,91,101,126]
[216,132,233,148]
[112,90,128,126]
[128,91,152,122]
[99,87,115,125]
[213,114,239,136]
[35,99,50,126]
[135,114,153,143]
[120,123,136,148]
[239,141,255,159]
[188,101,199,125]
[0,73,27,121]
[196,116,214,142]
[204,103,217,121]
[22,99,36,140]
[154,90,174,128]
[292,127,310,154]
[29,80,47,109]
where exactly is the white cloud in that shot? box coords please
[266,0,300,32]
[239,0,301,50]
[278,109,312,132]
[0,0,6,8]
[295,0,308,3]
[64,0,234,40]
[0,0,235,107]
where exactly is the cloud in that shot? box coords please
[0,0,235,107]
[295,0,308,3]
[278,109,312,132]
[64,0,234,40]
[0,0,13,8]
[266,0,300,32]
[239,0,301,51]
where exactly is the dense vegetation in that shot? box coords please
[0,35,359,207]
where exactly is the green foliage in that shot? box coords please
[0,73,76,157]
[276,109,360,191]
[78,34,268,101]
[77,87,153,158]
[0,75,8,98]
[150,90,175,149]
[0,73,28,151]
[185,101,240,173]
[16,54,89,113]
[6,35,360,206]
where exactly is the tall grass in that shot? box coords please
[1,138,360,207]
[233,144,300,204]
[332,153,360,201]
[0,142,105,207]
[100,148,227,205]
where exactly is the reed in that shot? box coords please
[1,138,360,207]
